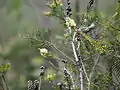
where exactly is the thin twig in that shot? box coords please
[22,35,75,64]
[71,32,83,90]
[90,54,101,78]
[1,75,9,90]
[88,54,101,90]
[71,32,79,62]
[113,72,120,84]
[0,82,4,90]
[71,42,79,62]
[74,29,89,82]
[111,18,120,25]
[39,77,41,90]
[75,0,80,25]
[55,56,67,63]
[81,61,89,82]
[64,66,75,89]
[49,60,75,89]
[48,61,63,72]
[47,41,75,63]
[114,54,120,58]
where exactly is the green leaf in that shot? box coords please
[4,63,11,71]
[112,1,120,20]
[0,65,4,73]
[0,63,11,73]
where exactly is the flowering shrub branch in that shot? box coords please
[26,0,120,90]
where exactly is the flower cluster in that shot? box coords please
[38,48,48,57]
[65,17,76,28]
[50,0,63,7]
[43,0,64,18]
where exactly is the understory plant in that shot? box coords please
[4,0,119,90]
[26,0,120,90]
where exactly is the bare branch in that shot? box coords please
[39,77,41,90]
[111,18,120,25]
[48,61,63,72]
[1,75,9,90]
[113,70,120,84]
[81,61,89,82]
[47,41,75,63]
[71,32,84,90]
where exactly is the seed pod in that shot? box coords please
[34,80,39,90]
[28,80,34,90]
[66,0,72,17]
[39,66,46,76]
[87,0,94,12]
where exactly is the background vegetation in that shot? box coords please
[0,0,120,90]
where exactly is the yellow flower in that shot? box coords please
[43,12,51,16]
[65,17,76,27]
[65,22,69,27]
[50,0,63,7]
[56,0,63,6]
[69,18,76,27]
[38,48,48,56]
[45,73,56,80]
[50,3,56,7]
[60,3,63,6]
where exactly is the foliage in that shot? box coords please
[0,0,120,90]
[26,0,120,90]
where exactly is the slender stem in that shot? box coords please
[88,54,101,90]
[75,0,80,25]
[111,18,120,25]
[95,0,98,18]
[75,31,90,85]
[55,56,68,63]
[39,77,41,90]
[76,38,89,83]
[80,68,84,90]
[113,72,120,84]
[22,34,75,63]
[48,61,63,72]
[71,32,79,62]
[64,67,72,90]
[0,81,4,90]
[2,75,9,90]
[81,61,89,82]
[47,41,75,63]
[71,42,79,62]
[49,58,75,89]
[71,32,84,90]
[64,66,75,90]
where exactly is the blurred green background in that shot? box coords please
[0,0,117,90]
